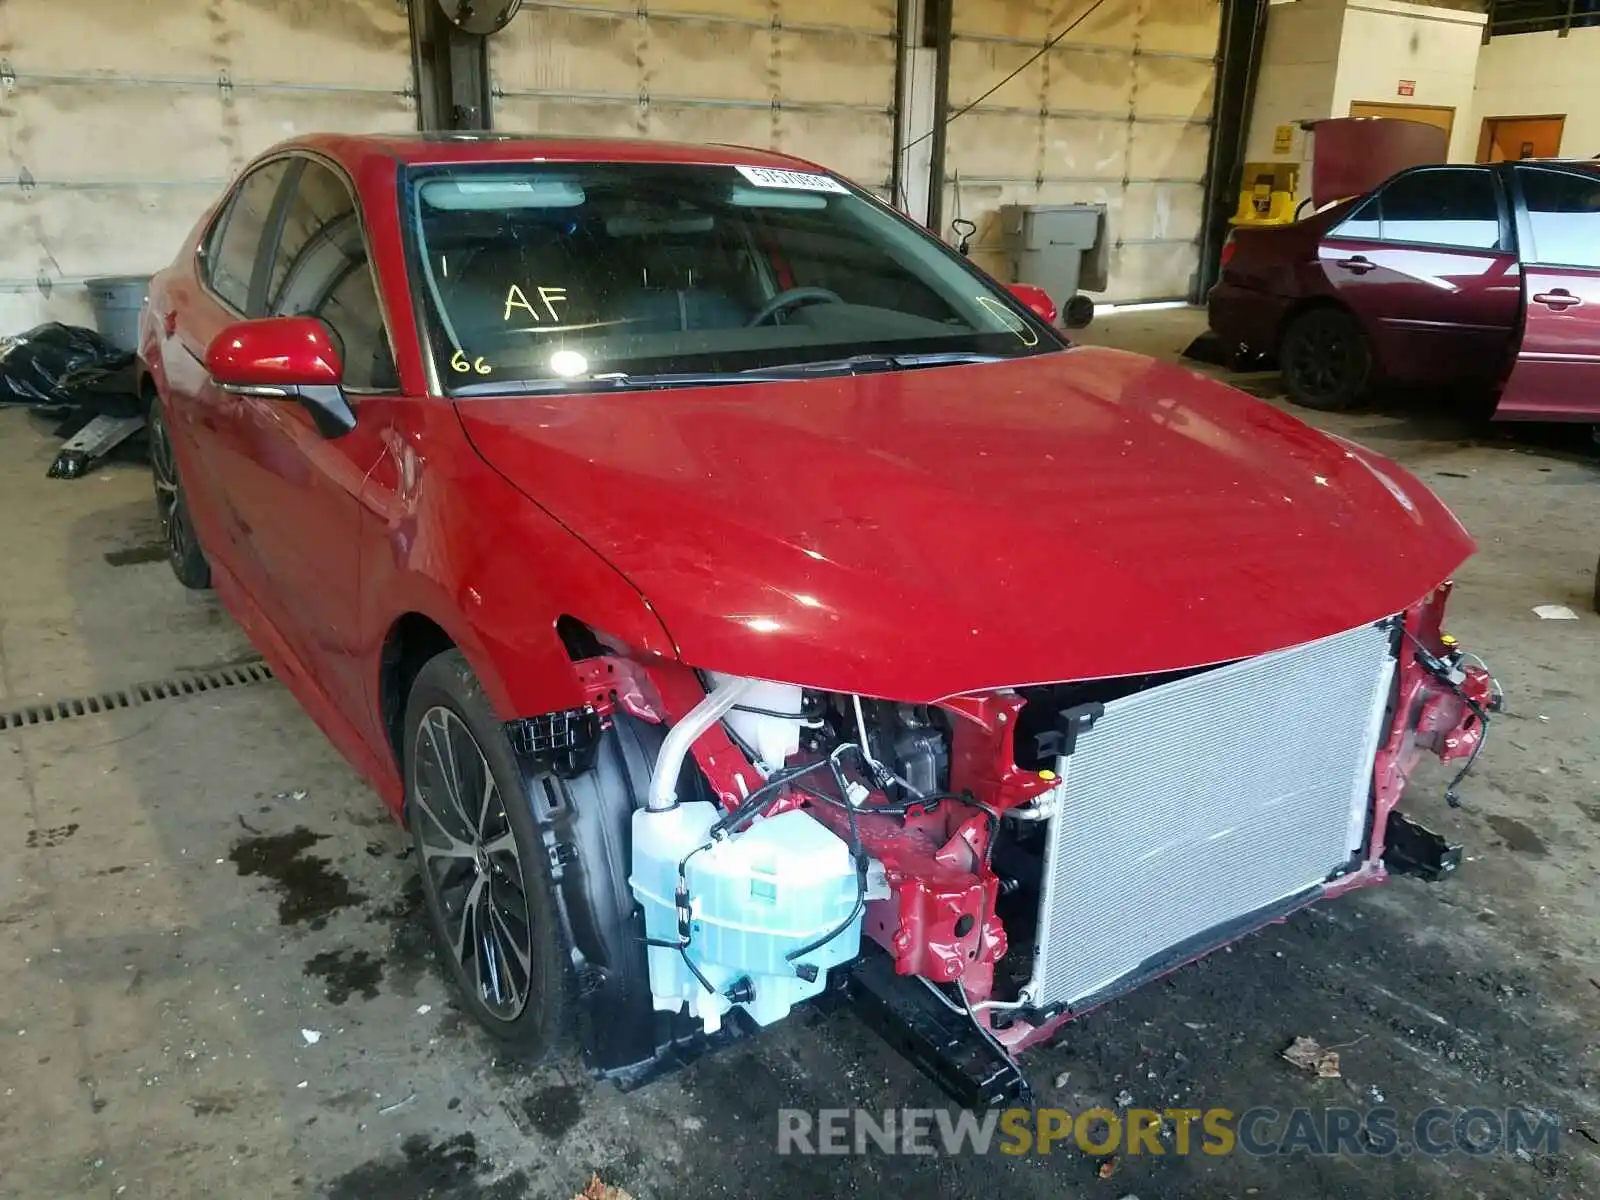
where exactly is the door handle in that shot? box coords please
[1532,289,1581,311]
[1335,255,1375,275]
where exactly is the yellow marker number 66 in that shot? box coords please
[451,350,493,376]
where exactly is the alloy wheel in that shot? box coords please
[149,409,195,563]
[1289,322,1355,400]
[411,706,535,1021]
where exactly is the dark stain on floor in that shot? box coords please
[227,826,367,929]
[1486,814,1549,857]
[304,947,383,1004]
[26,823,79,848]
[662,886,1598,1200]
[367,871,431,998]
[321,1132,530,1200]
[520,1083,583,1139]
[103,542,168,567]
[186,1094,238,1117]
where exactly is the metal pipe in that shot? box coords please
[950,30,1217,63]
[889,0,913,213]
[647,676,759,810]
[492,86,889,114]
[1195,0,1269,300]
[926,0,953,236]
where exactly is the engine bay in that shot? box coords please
[511,591,1497,1105]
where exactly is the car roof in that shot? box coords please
[288,132,829,175]
[1511,156,1600,174]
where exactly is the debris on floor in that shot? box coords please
[1281,1036,1342,1078]
[377,1093,417,1115]
[0,323,145,479]
[1532,604,1580,620]
[574,1176,634,1200]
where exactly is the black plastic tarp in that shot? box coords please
[0,323,141,419]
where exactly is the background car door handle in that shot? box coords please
[1532,289,1581,311]
[1335,256,1375,275]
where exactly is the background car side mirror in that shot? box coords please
[1006,283,1058,327]
[205,317,357,438]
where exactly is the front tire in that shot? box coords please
[147,392,211,589]
[1280,307,1371,412]
[404,650,568,1058]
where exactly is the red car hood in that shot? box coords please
[455,347,1474,702]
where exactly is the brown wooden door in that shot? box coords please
[1477,115,1566,163]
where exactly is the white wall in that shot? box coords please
[1471,26,1600,159]
[1331,0,1487,163]
[0,0,416,334]
[1243,0,1346,166]
[1244,0,1487,198]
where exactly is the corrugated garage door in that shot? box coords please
[0,0,416,333]
[489,0,899,196]
[945,0,1221,303]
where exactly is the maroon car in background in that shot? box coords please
[1209,160,1600,420]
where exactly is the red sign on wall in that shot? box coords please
[1397,79,1416,96]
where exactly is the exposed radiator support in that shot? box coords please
[1022,619,1396,1013]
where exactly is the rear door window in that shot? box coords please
[205,160,292,314]
[1331,195,1381,240]
[1332,168,1502,250]
[1516,167,1600,268]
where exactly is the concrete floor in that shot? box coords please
[1,308,1597,1199]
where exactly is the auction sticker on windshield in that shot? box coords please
[735,165,849,194]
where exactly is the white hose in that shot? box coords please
[647,676,759,810]
[851,693,925,798]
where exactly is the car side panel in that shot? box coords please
[148,224,258,590]
[1206,280,1295,353]
[1316,236,1520,383]
[1495,264,1600,420]
[1497,163,1600,421]
[347,397,681,811]
[1206,214,1348,355]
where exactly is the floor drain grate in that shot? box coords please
[0,661,275,731]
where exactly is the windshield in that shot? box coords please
[404,161,1060,393]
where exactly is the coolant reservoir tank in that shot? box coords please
[630,803,861,1033]
[709,674,803,773]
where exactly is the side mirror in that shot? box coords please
[1006,283,1058,327]
[206,317,356,438]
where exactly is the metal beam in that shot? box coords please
[926,0,953,236]
[1195,0,1268,300]
[410,0,492,131]
[890,0,913,212]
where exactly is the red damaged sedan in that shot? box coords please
[139,133,1494,1105]
[1210,159,1600,420]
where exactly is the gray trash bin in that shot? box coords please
[84,275,151,354]
[997,204,1106,327]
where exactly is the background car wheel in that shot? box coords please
[147,392,211,590]
[404,649,568,1058]
[1279,307,1371,412]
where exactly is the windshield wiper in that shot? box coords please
[453,372,778,397]
[741,351,1004,378]
[450,352,1003,398]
